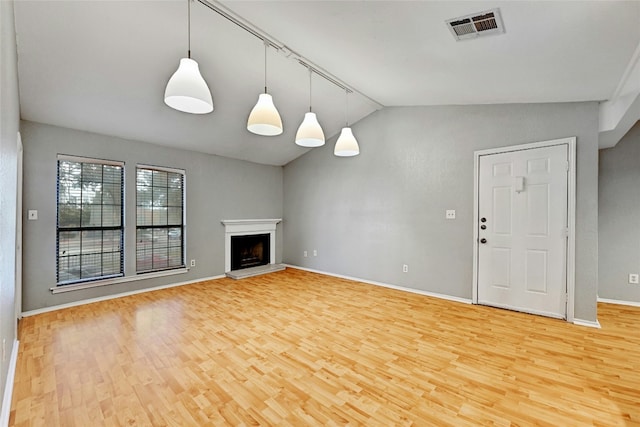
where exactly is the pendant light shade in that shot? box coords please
[334,89,359,157]
[247,93,283,136]
[295,69,325,147]
[334,127,360,157]
[164,0,213,114]
[164,58,213,114]
[295,112,325,147]
[247,43,283,136]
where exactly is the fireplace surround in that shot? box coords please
[221,219,281,273]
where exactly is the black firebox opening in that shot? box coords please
[231,234,270,271]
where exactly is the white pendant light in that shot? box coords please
[334,127,359,156]
[295,112,325,147]
[334,89,360,157]
[247,93,283,136]
[164,0,213,114]
[165,58,213,114]
[247,43,283,136]
[295,69,325,147]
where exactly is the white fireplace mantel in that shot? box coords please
[221,219,281,272]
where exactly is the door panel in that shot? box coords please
[527,184,549,236]
[493,187,512,234]
[491,248,511,288]
[478,144,568,318]
[525,249,547,293]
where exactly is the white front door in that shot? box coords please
[477,144,568,319]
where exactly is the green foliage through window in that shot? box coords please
[136,166,185,273]
[56,157,124,284]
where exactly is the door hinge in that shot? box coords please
[562,227,569,238]
[565,160,570,172]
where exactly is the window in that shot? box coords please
[136,165,185,273]
[57,156,124,284]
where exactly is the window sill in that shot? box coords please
[50,268,189,294]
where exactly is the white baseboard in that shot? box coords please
[573,318,601,329]
[597,297,640,307]
[284,264,473,305]
[22,274,226,317]
[1,340,19,427]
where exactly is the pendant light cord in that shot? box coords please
[309,68,313,113]
[187,0,191,58]
[264,42,268,94]
[345,89,349,127]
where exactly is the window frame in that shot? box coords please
[135,164,186,274]
[56,154,125,286]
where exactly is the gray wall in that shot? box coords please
[0,0,20,410]
[21,121,283,311]
[599,121,640,303]
[284,103,600,322]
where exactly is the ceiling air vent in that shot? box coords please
[446,8,504,41]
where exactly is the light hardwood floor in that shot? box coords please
[9,268,640,426]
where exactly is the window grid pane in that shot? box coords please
[57,159,124,285]
[136,166,185,274]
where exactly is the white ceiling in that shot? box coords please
[14,1,640,166]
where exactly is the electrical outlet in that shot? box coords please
[446,210,456,220]
[190,259,196,267]
[313,249,317,257]
[629,274,639,284]
[303,251,308,258]
[403,264,408,273]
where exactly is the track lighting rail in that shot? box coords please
[195,0,384,110]
[297,60,352,95]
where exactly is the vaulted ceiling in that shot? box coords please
[13,1,640,166]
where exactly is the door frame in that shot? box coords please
[472,137,577,323]
[16,132,23,324]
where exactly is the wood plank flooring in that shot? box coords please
[9,268,640,426]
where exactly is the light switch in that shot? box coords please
[446,210,456,220]
[28,210,38,220]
